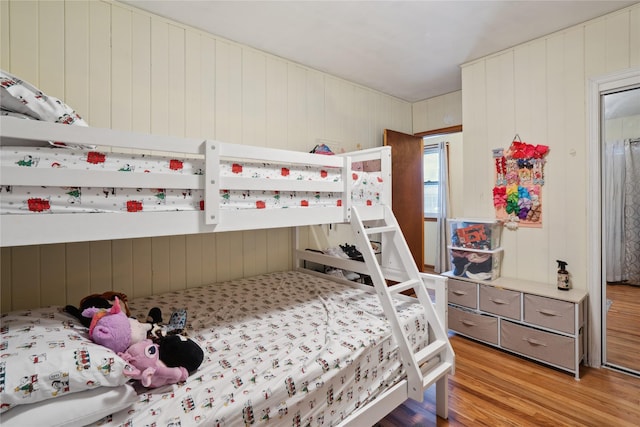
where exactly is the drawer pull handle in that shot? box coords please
[453,290,467,296]
[461,320,476,327]
[490,298,509,305]
[537,309,561,317]
[523,337,547,347]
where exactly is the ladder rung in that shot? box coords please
[365,225,396,235]
[388,279,421,294]
[415,339,448,365]
[422,361,453,388]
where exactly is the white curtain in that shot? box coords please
[434,141,450,273]
[604,138,640,284]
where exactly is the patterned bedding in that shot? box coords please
[87,271,429,426]
[0,147,383,214]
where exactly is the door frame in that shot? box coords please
[587,67,640,367]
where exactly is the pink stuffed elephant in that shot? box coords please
[118,339,188,388]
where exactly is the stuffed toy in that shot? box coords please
[64,291,132,328]
[118,339,188,388]
[156,334,204,375]
[82,297,151,354]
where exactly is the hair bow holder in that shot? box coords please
[493,135,549,229]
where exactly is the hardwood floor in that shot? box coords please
[606,283,640,373]
[377,334,640,427]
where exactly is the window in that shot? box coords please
[423,143,440,217]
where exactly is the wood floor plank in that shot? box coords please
[377,334,640,427]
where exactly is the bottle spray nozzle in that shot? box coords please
[556,260,568,270]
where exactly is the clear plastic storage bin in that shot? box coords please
[448,218,502,250]
[448,246,503,281]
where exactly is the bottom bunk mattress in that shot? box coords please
[1,271,430,427]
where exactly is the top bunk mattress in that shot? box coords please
[0,146,384,214]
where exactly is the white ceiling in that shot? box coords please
[122,0,637,103]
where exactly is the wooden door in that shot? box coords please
[384,129,424,272]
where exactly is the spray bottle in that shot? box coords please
[556,260,570,291]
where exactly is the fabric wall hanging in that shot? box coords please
[493,135,549,229]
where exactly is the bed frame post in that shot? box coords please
[204,140,220,225]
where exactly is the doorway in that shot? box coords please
[587,67,640,375]
[601,87,640,375]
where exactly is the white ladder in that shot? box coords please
[351,205,454,403]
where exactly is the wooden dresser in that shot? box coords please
[442,272,588,379]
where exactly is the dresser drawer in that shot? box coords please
[479,285,521,320]
[448,278,477,309]
[449,305,498,345]
[524,294,575,334]
[501,321,576,370]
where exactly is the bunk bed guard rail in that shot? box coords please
[0,117,391,246]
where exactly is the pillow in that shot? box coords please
[0,306,130,413]
[0,69,88,126]
[0,384,138,427]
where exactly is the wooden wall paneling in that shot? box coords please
[111,5,133,132]
[243,230,268,277]
[564,27,588,290]
[287,64,307,151]
[38,1,64,97]
[169,235,186,292]
[214,231,244,281]
[8,1,37,84]
[64,1,90,123]
[201,35,216,139]
[185,31,202,139]
[306,69,325,147]
[89,240,113,294]
[200,233,217,285]
[266,57,288,150]
[391,97,412,135]
[10,246,40,310]
[215,40,243,144]
[65,242,91,307]
[132,238,152,298]
[1,247,12,312]
[185,234,203,288]
[461,61,487,219]
[374,93,388,147]
[150,19,169,137]
[353,86,370,151]
[168,24,186,139]
[584,18,608,80]
[215,233,233,282]
[632,7,640,67]
[242,49,267,147]
[513,40,551,283]
[151,236,171,295]
[412,101,428,134]
[365,91,380,149]
[325,77,353,147]
[228,231,244,280]
[131,11,151,135]
[112,239,134,298]
[1,0,9,69]
[272,228,293,272]
[605,11,631,73]
[89,1,111,129]
[545,33,569,280]
[485,53,515,218]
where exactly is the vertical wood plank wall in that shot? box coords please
[0,0,412,312]
[460,4,640,289]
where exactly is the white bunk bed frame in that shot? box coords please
[0,116,454,423]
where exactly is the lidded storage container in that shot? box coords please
[448,218,502,250]
[448,246,503,281]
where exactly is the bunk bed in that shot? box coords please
[0,116,454,426]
